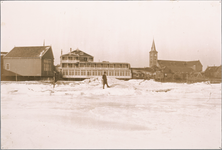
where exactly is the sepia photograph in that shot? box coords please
[1,1,221,149]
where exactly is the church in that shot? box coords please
[149,39,203,73]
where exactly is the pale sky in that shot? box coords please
[1,1,221,70]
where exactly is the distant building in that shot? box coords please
[1,52,8,79]
[60,48,131,80]
[131,67,154,79]
[2,46,54,80]
[149,40,203,73]
[157,60,203,72]
[204,65,221,78]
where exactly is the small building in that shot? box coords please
[204,65,221,79]
[1,52,8,79]
[131,67,154,79]
[2,46,54,81]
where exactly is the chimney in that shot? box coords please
[70,48,72,52]
[61,49,63,55]
[43,39,45,46]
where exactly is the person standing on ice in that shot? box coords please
[102,72,110,89]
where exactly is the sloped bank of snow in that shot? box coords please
[1,79,221,149]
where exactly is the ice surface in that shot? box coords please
[1,78,221,149]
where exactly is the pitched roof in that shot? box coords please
[165,66,194,73]
[186,60,202,66]
[5,46,51,58]
[151,39,157,52]
[62,49,93,58]
[158,60,202,67]
[205,66,221,73]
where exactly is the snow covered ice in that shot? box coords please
[1,78,221,149]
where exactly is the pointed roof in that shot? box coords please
[5,46,51,58]
[61,48,93,58]
[151,39,157,51]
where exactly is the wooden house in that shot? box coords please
[2,46,54,80]
[131,67,154,79]
[204,66,221,79]
[1,52,8,80]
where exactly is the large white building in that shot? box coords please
[60,48,132,80]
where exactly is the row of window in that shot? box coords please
[62,63,129,68]
[62,56,93,61]
[63,70,131,76]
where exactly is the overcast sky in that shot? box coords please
[1,1,221,70]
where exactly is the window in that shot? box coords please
[68,64,72,68]
[87,70,91,76]
[91,64,95,68]
[115,64,120,68]
[80,63,85,67]
[122,64,127,68]
[81,70,86,76]
[103,64,108,68]
[96,64,101,68]
[62,57,67,60]
[75,70,80,75]
[115,71,119,76]
[109,71,114,76]
[70,70,74,75]
[62,63,68,68]
[109,64,114,68]
[68,57,73,60]
[74,64,79,68]
[44,59,51,71]
[120,71,124,76]
[5,63,10,70]
[98,70,102,76]
[84,57,87,61]
[63,70,68,75]
[86,63,91,67]
[93,70,97,76]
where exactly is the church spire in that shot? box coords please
[151,39,156,51]
[149,39,158,67]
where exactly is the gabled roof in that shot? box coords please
[61,49,93,58]
[5,46,51,58]
[186,60,202,66]
[157,60,202,67]
[165,66,194,73]
[205,66,221,73]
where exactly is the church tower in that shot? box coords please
[149,39,158,67]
